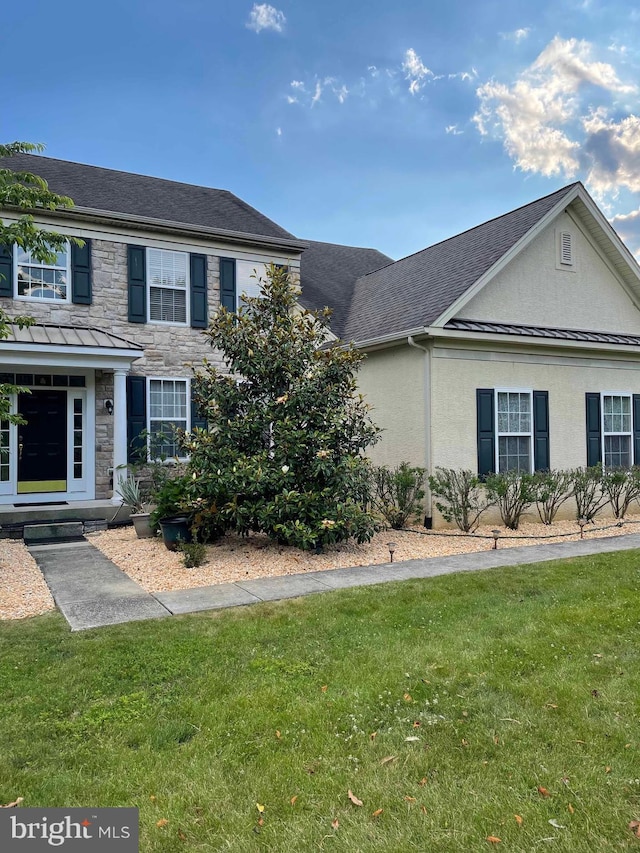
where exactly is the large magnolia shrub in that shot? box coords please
[180,264,380,550]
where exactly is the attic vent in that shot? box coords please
[559,231,573,266]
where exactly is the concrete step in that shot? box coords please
[23,521,85,545]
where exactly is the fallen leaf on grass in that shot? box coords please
[514,815,523,826]
[544,703,558,709]
[156,819,168,828]
[629,820,640,838]
[537,787,551,798]
[493,736,500,745]
[372,808,383,818]
[290,796,298,806]
[178,830,187,842]
[0,798,23,808]
[548,819,565,829]
[420,805,427,815]
[256,804,265,814]
[404,796,416,803]
[380,756,397,765]
[461,739,469,747]
[568,804,575,815]
[348,790,363,806]
[405,736,420,742]
[404,693,412,702]
[275,730,281,739]
[257,817,264,827]
[575,740,587,745]
[499,718,521,724]
[419,778,427,787]
[486,835,501,844]
[413,721,421,728]
[369,731,378,741]
[321,685,328,693]
[149,796,156,802]
[605,766,611,774]
[331,818,339,830]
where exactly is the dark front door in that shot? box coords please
[17,390,67,493]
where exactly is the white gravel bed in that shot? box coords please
[0,538,55,620]
[87,513,640,595]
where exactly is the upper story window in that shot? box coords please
[147,248,188,324]
[236,260,268,311]
[16,244,70,302]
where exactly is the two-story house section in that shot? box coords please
[0,155,306,506]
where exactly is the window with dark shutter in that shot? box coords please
[476,388,495,478]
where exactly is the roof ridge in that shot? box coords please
[359,182,582,279]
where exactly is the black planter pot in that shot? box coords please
[159,516,192,551]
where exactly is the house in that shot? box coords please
[324,182,640,524]
[0,154,309,507]
[2,156,640,527]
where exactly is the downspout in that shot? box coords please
[407,335,432,528]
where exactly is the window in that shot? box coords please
[496,390,533,473]
[148,379,189,458]
[602,393,632,468]
[15,244,69,301]
[147,249,188,323]
[236,260,268,311]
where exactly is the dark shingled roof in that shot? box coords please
[341,183,580,343]
[0,153,296,241]
[299,240,393,337]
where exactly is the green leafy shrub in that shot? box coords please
[485,470,536,530]
[181,264,380,551]
[600,466,640,519]
[149,474,192,533]
[178,541,207,568]
[532,470,574,525]
[371,462,426,529]
[428,468,494,532]
[571,466,607,522]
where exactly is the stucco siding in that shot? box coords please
[459,211,640,334]
[357,345,426,469]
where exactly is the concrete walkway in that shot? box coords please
[29,532,640,631]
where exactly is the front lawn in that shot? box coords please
[1,552,639,851]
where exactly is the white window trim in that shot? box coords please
[494,387,534,474]
[600,391,633,470]
[146,376,191,461]
[146,247,190,326]
[14,242,71,304]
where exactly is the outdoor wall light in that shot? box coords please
[104,399,114,416]
[578,517,587,539]
[387,542,397,562]
[492,529,501,549]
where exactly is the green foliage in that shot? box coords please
[0,142,80,425]
[600,465,640,519]
[149,474,192,533]
[115,475,145,513]
[369,462,426,529]
[485,470,536,530]
[181,264,380,550]
[428,467,494,532]
[571,466,607,522]
[532,469,574,525]
[178,540,207,568]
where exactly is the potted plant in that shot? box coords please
[116,474,154,538]
[149,473,193,550]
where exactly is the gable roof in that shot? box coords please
[0,153,298,243]
[341,183,581,343]
[298,240,392,337]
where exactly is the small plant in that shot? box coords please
[371,462,426,529]
[178,541,207,568]
[428,468,494,532]
[571,466,607,522]
[149,474,192,533]
[115,475,146,514]
[600,466,640,519]
[485,470,536,530]
[532,470,574,525]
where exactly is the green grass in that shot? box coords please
[1,553,639,852]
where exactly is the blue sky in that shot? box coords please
[3,0,640,260]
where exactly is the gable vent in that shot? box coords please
[560,231,573,266]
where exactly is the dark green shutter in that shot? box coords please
[190,381,207,432]
[128,245,146,323]
[219,257,236,312]
[71,239,92,304]
[585,392,601,467]
[477,388,495,479]
[190,253,208,328]
[126,375,147,463]
[0,245,12,298]
[533,390,550,471]
[633,395,640,465]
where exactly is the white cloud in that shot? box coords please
[276,127,282,136]
[291,80,305,90]
[582,109,640,195]
[246,3,286,34]
[473,36,637,180]
[445,124,464,135]
[402,48,433,94]
[501,27,531,42]
[311,80,323,106]
[286,95,297,104]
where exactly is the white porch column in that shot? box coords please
[111,368,130,504]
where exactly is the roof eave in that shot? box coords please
[426,324,640,355]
